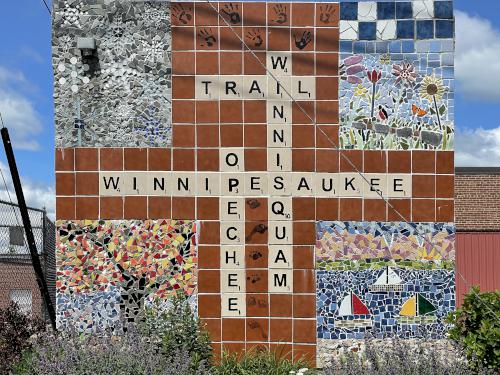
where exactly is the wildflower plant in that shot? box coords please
[323,337,496,375]
[140,291,213,370]
[16,327,210,375]
[212,349,316,375]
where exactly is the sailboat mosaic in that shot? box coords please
[316,220,455,340]
[317,266,454,339]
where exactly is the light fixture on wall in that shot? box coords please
[76,37,97,58]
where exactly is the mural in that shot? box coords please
[52,0,455,365]
[339,1,454,150]
[316,221,455,271]
[56,220,198,331]
[316,221,455,341]
[52,0,172,147]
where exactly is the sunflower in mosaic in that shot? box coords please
[420,75,446,102]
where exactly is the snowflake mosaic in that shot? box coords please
[339,49,454,150]
[52,0,172,147]
[316,221,455,270]
[56,220,197,331]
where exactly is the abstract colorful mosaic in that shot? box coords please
[316,221,455,270]
[56,220,197,331]
[316,220,456,341]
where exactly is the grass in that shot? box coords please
[212,349,316,375]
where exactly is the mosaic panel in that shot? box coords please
[316,220,455,341]
[338,1,454,150]
[339,1,454,41]
[316,267,455,339]
[52,0,172,147]
[316,221,455,270]
[52,0,455,365]
[56,220,197,331]
[339,49,454,150]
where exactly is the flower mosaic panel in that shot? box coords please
[339,49,454,150]
[338,1,454,150]
[316,221,455,270]
[52,0,172,147]
[56,220,197,331]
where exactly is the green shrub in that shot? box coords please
[212,349,316,375]
[0,302,45,374]
[141,292,213,370]
[446,286,500,370]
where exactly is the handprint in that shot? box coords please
[245,223,267,242]
[248,320,268,340]
[221,3,241,24]
[198,28,217,47]
[246,29,264,48]
[294,30,312,50]
[272,4,288,24]
[246,198,261,209]
[319,4,335,24]
[247,274,261,284]
[172,3,193,25]
[249,250,263,261]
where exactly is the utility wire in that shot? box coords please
[41,0,52,15]
[203,0,500,324]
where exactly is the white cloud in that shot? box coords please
[19,47,45,64]
[0,161,55,218]
[0,66,43,150]
[455,126,500,166]
[455,10,500,101]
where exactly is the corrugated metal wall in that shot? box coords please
[456,233,500,306]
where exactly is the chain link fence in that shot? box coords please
[0,199,55,322]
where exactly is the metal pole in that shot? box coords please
[1,127,57,329]
[42,207,48,322]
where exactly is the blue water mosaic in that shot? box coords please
[317,267,455,339]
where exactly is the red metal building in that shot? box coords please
[455,167,500,305]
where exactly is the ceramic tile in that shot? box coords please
[56,219,198,330]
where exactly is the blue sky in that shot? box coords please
[0,0,499,214]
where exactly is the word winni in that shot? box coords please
[98,171,412,198]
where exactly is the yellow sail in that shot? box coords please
[400,296,417,317]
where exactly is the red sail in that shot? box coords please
[352,293,370,315]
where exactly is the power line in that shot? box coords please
[41,0,51,15]
[203,0,500,324]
